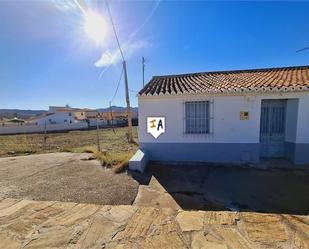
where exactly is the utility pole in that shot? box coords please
[96,115,101,152]
[43,120,47,151]
[109,101,112,125]
[142,57,145,87]
[109,101,115,133]
[123,60,133,143]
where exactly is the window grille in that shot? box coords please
[185,101,210,134]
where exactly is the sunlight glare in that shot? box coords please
[83,11,107,44]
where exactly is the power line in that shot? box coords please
[110,67,124,103]
[296,46,309,53]
[105,0,133,143]
[142,57,145,87]
[72,0,86,15]
[105,0,125,61]
[128,0,161,40]
[129,89,139,93]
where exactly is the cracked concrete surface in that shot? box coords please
[0,198,308,249]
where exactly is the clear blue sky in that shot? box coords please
[1,1,308,110]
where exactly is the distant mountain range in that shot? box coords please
[0,106,138,119]
[0,109,47,119]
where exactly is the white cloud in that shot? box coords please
[94,40,151,68]
[94,49,121,68]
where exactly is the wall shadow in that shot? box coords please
[131,163,309,215]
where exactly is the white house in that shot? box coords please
[130,66,309,171]
[0,106,89,135]
[30,106,76,125]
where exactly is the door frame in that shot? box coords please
[259,99,287,158]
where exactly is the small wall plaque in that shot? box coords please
[240,111,249,120]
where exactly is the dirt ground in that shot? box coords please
[0,153,139,205]
[0,127,138,157]
[137,163,309,215]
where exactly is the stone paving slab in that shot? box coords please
[0,198,308,249]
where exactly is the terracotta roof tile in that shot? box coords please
[139,66,309,96]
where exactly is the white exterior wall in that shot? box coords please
[285,99,299,143]
[139,95,260,143]
[139,92,309,144]
[295,94,309,143]
[34,112,75,125]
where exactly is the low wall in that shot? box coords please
[0,122,88,135]
[88,120,107,127]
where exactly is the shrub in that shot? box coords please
[60,147,73,152]
[82,146,98,154]
[76,145,133,173]
[93,151,113,167]
[113,159,129,174]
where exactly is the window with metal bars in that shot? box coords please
[185,101,210,134]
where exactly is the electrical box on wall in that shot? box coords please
[240,111,249,120]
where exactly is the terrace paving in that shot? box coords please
[0,198,308,249]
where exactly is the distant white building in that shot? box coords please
[30,106,77,125]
